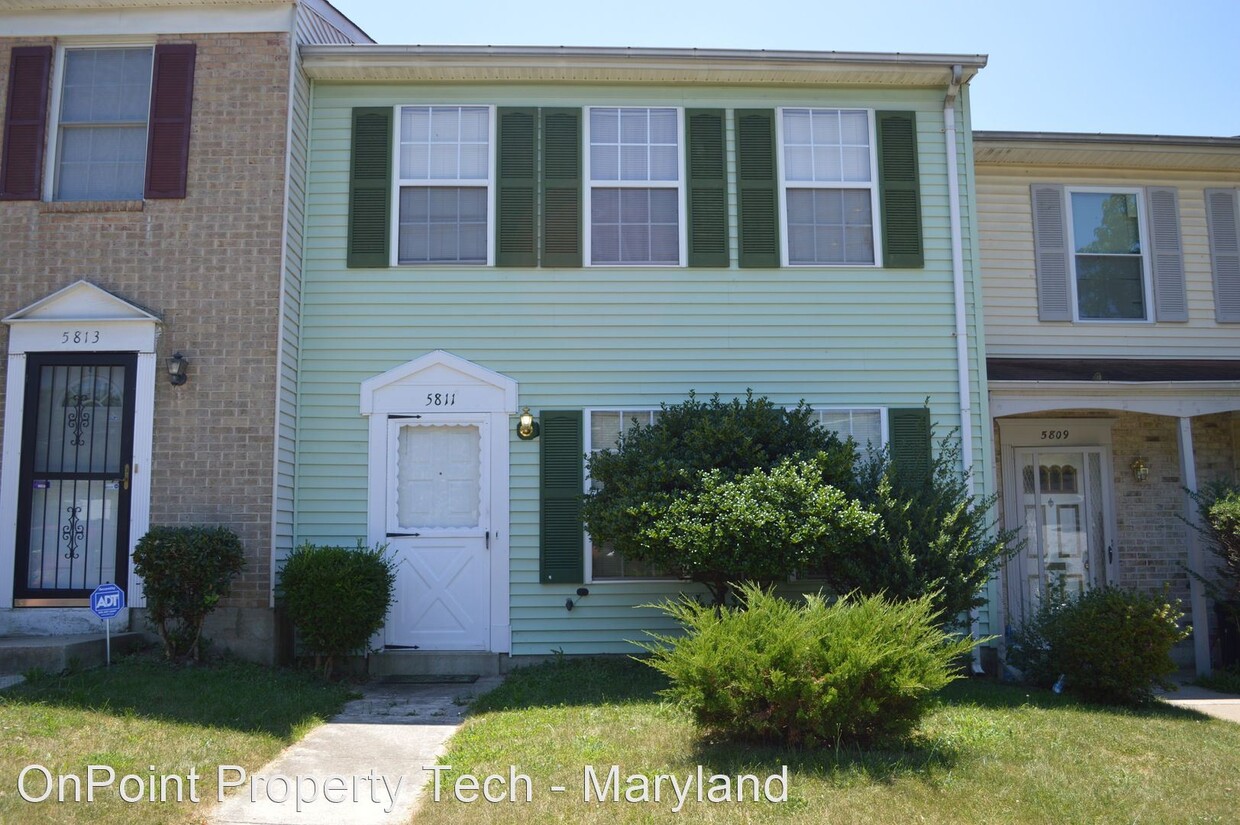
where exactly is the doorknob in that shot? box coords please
[122,464,130,492]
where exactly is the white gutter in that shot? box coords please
[943,65,984,674]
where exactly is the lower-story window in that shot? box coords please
[586,409,672,580]
[584,406,886,581]
[816,407,886,452]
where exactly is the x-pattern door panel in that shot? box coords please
[385,417,489,650]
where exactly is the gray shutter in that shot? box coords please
[1030,184,1072,321]
[1146,187,1187,321]
[1205,188,1240,323]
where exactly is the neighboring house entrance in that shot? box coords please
[998,419,1118,630]
[361,351,515,654]
[14,354,136,602]
[384,415,491,649]
[1,282,159,621]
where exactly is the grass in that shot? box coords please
[417,657,1240,824]
[0,653,353,824]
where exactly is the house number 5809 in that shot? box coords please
[426,393,456,407]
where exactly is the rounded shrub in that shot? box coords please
[277,541,396,677]
[640,582,976,746]
[132,525,246,661]
[1009,585,1189,705]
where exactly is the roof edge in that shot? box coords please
[974,130,1240,148]
[301,43,987,69]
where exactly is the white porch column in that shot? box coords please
[1178,416,1212,676]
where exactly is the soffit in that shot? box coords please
[974,132,1240,173]
[301,46,986,87]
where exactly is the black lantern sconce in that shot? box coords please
[167,352,189,386]
[517,406,540,440]
[565,587,590,611]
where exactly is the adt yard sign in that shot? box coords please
[90,583,125,666]
[90,583,125,619]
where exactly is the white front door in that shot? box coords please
[1010,447,1114,623]
[384,415,490,650]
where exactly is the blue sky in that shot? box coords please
[328,0,1239,136]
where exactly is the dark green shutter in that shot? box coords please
[735,109,779,268]
[686,109,729,267]
[889,407,932,481]
[347,107,392,268]
[541,108,582,268]
[876,111,924,268]
[540,410,584,583]
[496,107,538,267]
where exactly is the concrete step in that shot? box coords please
[0,632,146,675]
[369,649,505,678]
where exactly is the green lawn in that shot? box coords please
[417,657,1240,824]
[0,655,353,824]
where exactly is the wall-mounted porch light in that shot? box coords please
[166,352,189,386]
[517,407,540,440]
[1130,457,1149,483]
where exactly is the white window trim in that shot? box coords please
[583,106,688,268]
[43,39,156,203]
[388,104,497,267]
[812,405,889,450]
[775,107,882,268]
[1065,185,1155,324]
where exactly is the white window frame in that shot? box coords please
[583,407,680,583]
[775,107,882,268]
[43,38,156,202]
[1065,186,1154,324]
[812,406,888,451]
[389,104,497,267]
[583,106,688,268]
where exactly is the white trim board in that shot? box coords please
[2,4,294,36]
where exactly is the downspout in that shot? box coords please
[943,65,985,674]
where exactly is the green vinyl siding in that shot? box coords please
[297,82,992,654]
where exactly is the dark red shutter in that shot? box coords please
[0,46,53,201]
[144,43,196,199]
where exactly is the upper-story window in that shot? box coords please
[395,105,492,265]
[1068,189,1151,320]
[779,108,880,266]
[585,107,684,266]
[53,47,153,201]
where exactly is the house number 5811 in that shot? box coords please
[425,393,456,407]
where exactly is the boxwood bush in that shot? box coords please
[132,525,245,661]
[1008,585,1189,705]
[640,583,976,746]
[277,541,396,677]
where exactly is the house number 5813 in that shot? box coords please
[61,330,101,344]
[425,393,456,407]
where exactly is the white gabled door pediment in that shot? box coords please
[3,281,160,355]
[360,350,518,415]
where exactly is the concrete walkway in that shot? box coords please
[211,677,502,825]
[1157,681,1240,723]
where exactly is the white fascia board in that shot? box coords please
[2,3,294,36]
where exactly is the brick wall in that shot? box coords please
[0,33,292,626]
